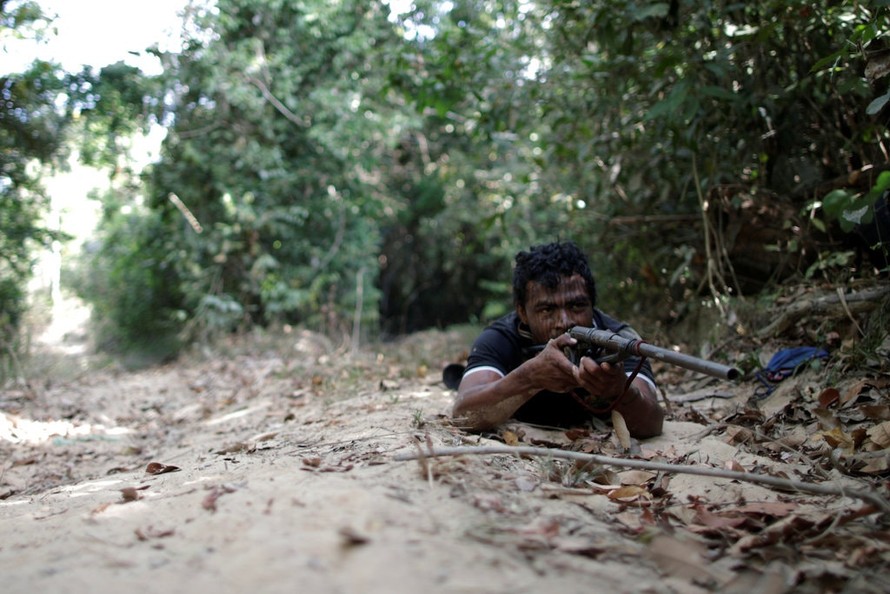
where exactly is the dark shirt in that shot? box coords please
[464,310,656,427]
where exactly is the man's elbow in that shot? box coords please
[451,406,496,433]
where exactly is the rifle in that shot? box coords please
[566,326,740,381]
[441,325,740,390]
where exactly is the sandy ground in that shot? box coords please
[1,325,889,594]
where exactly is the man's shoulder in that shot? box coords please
[465,312,526,375]
[485,311,521,334]
[475,312,525,350]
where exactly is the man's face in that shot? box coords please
[517,274,594,343]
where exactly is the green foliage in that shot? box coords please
[0,0,48,40]
[7,0,890,361]
[394,0,890,313]
[63,62,165,170]
[127,0,398,345]
[73,200,184,359]
[0,57,68,344]
[822,172,890,233]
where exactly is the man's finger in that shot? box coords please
[550,333,577,348]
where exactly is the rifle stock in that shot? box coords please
[568,326,740,381]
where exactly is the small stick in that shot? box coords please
[394,445,890,513]
[836,287,865,337]
[169,193,203,233]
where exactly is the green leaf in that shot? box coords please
[871,171,890,195]
[866,91,890,116]
[699,85,737,102]
[810,51,842,74]
[645,82,689,120]
[822,189,856,221]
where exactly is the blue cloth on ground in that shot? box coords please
[754,346,829,398]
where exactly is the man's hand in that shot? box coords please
[574,357,628,404]
[527,334,584,394]
[530,337,628,403]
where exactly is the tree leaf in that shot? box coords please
[612,410,632,451]
[648,535,736,585]
[866,421,890,449]
[866,90,890,116]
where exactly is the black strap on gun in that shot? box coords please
[567,326,740,381]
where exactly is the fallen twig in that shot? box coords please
[394,445,890,513]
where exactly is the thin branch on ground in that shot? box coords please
[393,444,890,513]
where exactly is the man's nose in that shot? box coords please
[556,308,573,330]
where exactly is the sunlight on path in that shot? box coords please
[0,409,129,445]
[35,296,92,356]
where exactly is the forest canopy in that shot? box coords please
[2,0,889,360]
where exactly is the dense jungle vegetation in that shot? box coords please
[2,0,889,367]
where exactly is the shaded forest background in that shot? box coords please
[2,0,889,371]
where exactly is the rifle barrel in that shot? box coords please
[568,327,740,381]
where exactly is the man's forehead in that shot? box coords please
[525,275,589,300]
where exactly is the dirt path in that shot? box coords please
[1,329,889,593]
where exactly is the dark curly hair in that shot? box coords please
[512,241,597,307]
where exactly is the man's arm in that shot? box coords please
[576,358,664,438]
[451,369,536,431]
[453,335,581,431]
[610,376,664,438]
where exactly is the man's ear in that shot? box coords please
[516,302,528,325]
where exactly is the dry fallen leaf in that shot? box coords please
[564,427,590,441]
[724,425,754,445]
[857,454,890,474]
[607,485,648,502]
[688,505,749,533]
[611,410,632,451]
[617,470,656,486]
[820,427,855,454]
[145,462,181,475]
[842,377,890,406]
[725,459,747,472]
[648,534,735,586]
[501,430,519,446]
[866,421,890,449]
[818,387,840,408]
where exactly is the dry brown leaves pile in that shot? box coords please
[472,359,890,593]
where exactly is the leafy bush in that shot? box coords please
[0,58,68,364]
[74,205,184,362]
